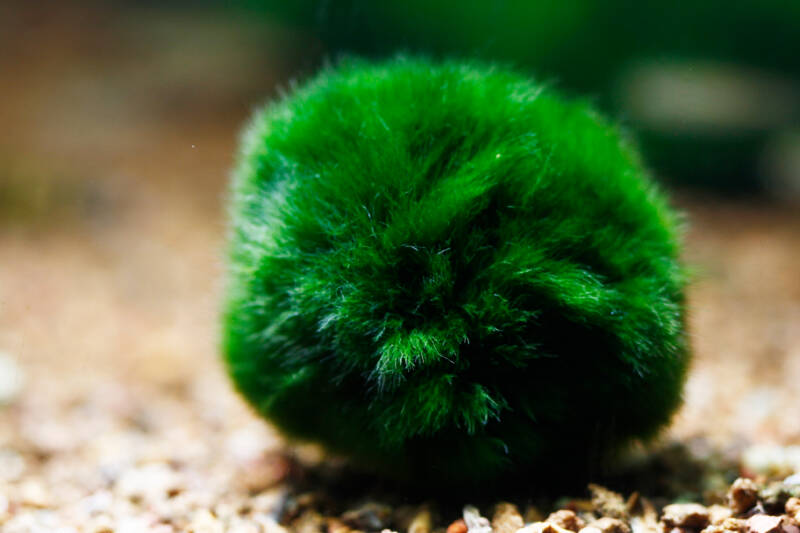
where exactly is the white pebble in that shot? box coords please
[464,505,492,533]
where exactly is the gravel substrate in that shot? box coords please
[5,408,800,533]
[2,353,800,533]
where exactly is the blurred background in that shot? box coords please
[0,0,798,530]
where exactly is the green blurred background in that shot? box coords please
[253,0,800,196]
[2,0,799,217]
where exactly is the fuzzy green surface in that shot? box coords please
[223,57,689,485]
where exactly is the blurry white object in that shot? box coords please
[743,444,800,478]
[0,351,25,405]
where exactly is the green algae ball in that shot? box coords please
[223,57,689,485]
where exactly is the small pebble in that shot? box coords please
[785,498,800,519]
[548,510,587,533]
[746,515,783,533]
[491,503,524,533]
[630,516,660,533]
[590,517,631,533]
[661,503,711,530]
[409,507,432,533]
[729,479,760,515]
[709,506,734,525]
[463,506,491,533]
[446,519,467,533]
[292,510,326,533]
[701,519,747,533]
[589,485,628,520]
[759,483,800,511]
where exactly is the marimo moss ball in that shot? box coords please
[223,57,689,484]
